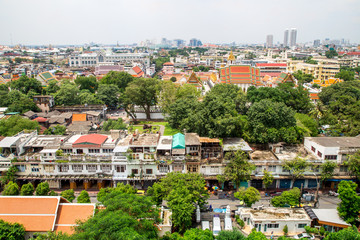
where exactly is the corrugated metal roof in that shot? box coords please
[172,133,185,149]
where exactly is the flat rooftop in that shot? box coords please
[240,207,310,221]
[250,151,277,161]
[274,145,316,161]
[306,136,360,148]
[130,133,159,146]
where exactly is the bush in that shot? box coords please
[20,183,34,196]
[61,189,75,202]
[36,182,50,196]
[77,190,91,203]
[283,224,288,236]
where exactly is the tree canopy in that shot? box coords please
[100,71,134,92]
[234,187,260,207]
[77,190,90,203]
[0,115,39,136]
[35,182,50,196]
[60,189,75,202]
[20,183,34,196]
[2,181,19,195]
[224,150,255,188]
[337,181,360,225]
[0,219,25,240]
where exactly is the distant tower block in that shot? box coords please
[284,29,289,47]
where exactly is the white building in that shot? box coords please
[69,51,150,68]
[237,207,311,236]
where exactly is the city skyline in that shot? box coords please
[0,0,360,45]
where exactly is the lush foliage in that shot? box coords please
[97,182,137,203]
[346,150,360,180]
[216,229,246,240]
[77,190,90,203]
[102,118,127,131]
[35,182,50,196]
[43,125,66,135]
[337,181,360,224]
[161,228,214,240]
[75,76,98,93]
[20,183,34,196]
[2,181,19,195]
[271,188,301,207]
[100,71,134,92]
[321,160,337,181]
[0,165,18,185]
[223,150,255,189]
[262,169,274,190]
[282,157,311,188]
[0,219,25,240]
[324,226,360,240]
[0,115,39,136]
[60,189,75,202]
[234,187,261,207]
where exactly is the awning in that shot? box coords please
[113,146,129,153]
[172,149,185,155]
[0,137,20,148]
[40,149,58,153]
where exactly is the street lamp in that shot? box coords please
[313,173,320,208]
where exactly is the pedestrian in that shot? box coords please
[270,231,274,239]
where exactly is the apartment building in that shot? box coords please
[288,61,340,81]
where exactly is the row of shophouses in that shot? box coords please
[0,129,358,190]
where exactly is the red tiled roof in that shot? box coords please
[256,63,287,67]
[338,52,360,56]
[260,72,283,77]
[132,66,144,78]
[73,134,108,147]
[163,62,174,66]
[33,117,48,123]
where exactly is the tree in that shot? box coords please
[0,219,25,240]
[30,231,70,240]
[325,49,338,59]
[271,188,301,207]
[283,224,288,236]
[182,228,214,240]
[46,80,60,95]
[324,226,360,240]
[20,183,34,196]
[293,70,315,83]
[54,82,80,106]
[158,80,178,114]
[102,118,127,131]
[43,125,66,135]
[79,90,103,105]
[262,169,274,192]
[234,187,260,207]
[0,115,39,136]
[5,90,40,113]
[247,230,267,240]
[2,181,19,195]
[282,157,311,188]
[100,71,134,91]
[166,96,199,130]
[321,160,337,182]
[77,190,90,203]
[0,165,18,185]
[97,183,137,203]
[346,151,360,180]
[336,70,355,81]
[36,182,50,196]
[295,113,319,137]
[96,84,119,109]
[72,192,159,240]
[170,77,177,82]
[10,75,42,95]
[176,84,201,100]
[223,150,255,189]
[60,189,75,202]
[124,78,161,119]
[217,175,227,190]
[337,181,360,225]
[75,76,98,93]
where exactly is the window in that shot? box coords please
[298,223,307,228]
[17,165,26,172]
[101,165,111,172]
[325,155,337,160]
[103,149,113,153]
[63,149,72,154]
[282,167,290,172]
[317,151,322,158]
[311,146,316,152]
[132,169,139,175]
[58,165,69,172]
[44,165,54,173]
[146,169,153,174]
[73,165,83,172]
[268,166,276,172]
[187,164,198,173]
[267,223,279,228]
[173,165,183,172]
[210,166,219,173]
[89,149,100,153]
[159,164,168,173]
[340,165,348,172]
[86,165,97,172]
[116,165,126,172]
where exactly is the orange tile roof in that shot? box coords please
[73,134,108,148]
[199,137,220,143]
[54,204,95,234]
[72,113,86,122]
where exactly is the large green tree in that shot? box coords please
[346,151,360,180]
[72,192,159,240]
[223,150,255,189]
[271,188,301,207]
[2,181,19,195]
[234,187,260,207]
[79,90,103,105]
[0,115,39,136]
[96,84,119,109]
[0,219,25,240]
[124,78,161,119]
[262,169,274,192]
[100,71,134,91]
[75,76,98,93]
[216,229,246,240]
[10,75,42,95]
[282,157,311,188]
[20,183,34,196]
[321,160,337,182]
[324,226,360,240]
[337,181,360,224]
[54,82,80,105]
[60,189,75,202]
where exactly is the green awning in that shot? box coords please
[172,133,185,149]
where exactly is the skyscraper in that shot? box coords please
[283,29,289,47]
[266,35,273,48]
[290,28,297,47]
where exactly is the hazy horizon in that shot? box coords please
[1,0,359,46]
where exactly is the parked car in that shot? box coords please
[293,233,315,239]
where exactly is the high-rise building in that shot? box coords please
[284,29,289,47]
[266,35,273,48]
[173,39,185,48]
[313,39,321,47]
[290,28,297,47]
[189,38,202,47]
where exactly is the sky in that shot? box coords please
[0,0,359,45]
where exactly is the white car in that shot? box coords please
[293,233,315,239]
